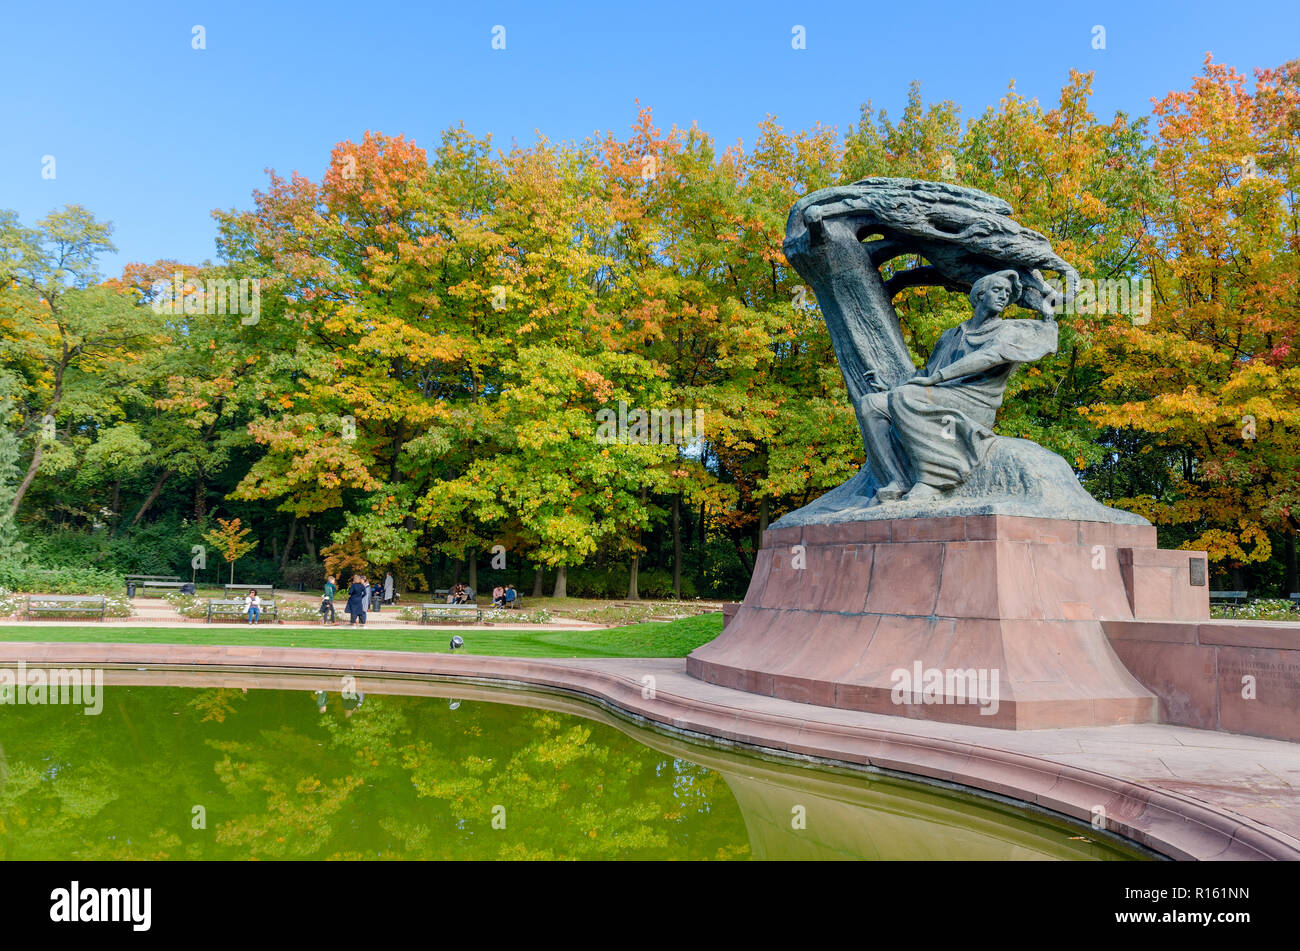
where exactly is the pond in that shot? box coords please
[0,669,1154,860]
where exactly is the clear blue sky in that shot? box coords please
[2,0,1295,275]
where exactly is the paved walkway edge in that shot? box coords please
[4,640,1296,861]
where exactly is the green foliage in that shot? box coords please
[1210,598,1299,621]
[0,563,122,594]
[1,61,1297,598]
[280,558,325,590]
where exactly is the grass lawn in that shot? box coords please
[0,613,724,659]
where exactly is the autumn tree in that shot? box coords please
[203,517,259,584]
[1084,57,1300,586]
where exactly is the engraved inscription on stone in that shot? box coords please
[1189,557,1206,587]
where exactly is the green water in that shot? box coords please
[0,673,1152,860]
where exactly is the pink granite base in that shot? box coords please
[1105,619,1300,742]
[689,515,1210,730]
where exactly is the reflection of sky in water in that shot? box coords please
[0,683,1149,861]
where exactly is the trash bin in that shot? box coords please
[180,582,196,595]
[127,582,137,598]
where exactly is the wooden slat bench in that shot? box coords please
[134,581,189,597]
[207,599,278,623]
[1210,590,1248,616]
[26,595,107,621]
[420,603,481,624]
[224,584,275,599]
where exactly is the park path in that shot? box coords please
[4,593,604,632]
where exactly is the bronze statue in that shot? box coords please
[777,177,1144,526]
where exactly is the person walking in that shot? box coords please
[346,575,368,627]
[245,589,262,624]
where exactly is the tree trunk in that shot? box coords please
[467,548,477,591]
[532,565,544,598]
[627,554,640,600]
[304,524,316,560]
[759,496,769,543]
[194,473,207,517]
[672,492,682,600]
[9,444,42,517]
[453,560,462,585]
[111,479,121,515]
[1285,532,1298,596]
[280,517,299,570]
[552,564,567,599]
[628,484,647,600]
[422,534,437,594]
[122,468,172,533]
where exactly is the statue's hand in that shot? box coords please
[910,371,943,387]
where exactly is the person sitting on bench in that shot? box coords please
[245,590,262,624]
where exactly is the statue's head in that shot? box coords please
[970,270,1022,317]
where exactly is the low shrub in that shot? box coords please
[280,559,324,591]
[0,563,123,594]
[1211,598,1299,621]
[165,593,208,619]
[561,566,697,600]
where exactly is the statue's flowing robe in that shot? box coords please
[889,318,1058,490]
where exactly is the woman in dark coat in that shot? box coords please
[345,575,368,627]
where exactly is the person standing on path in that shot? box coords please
[321,576,337,625]
[346,575,368,627]
[383,571,395,605]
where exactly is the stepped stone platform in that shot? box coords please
[688,514,1209,730]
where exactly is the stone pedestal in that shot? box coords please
[688,515,1210,729]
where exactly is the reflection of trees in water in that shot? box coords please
[0,687,751,860]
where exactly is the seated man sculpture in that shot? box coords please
[861,269,1057,504]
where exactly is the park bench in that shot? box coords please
[26,594,107,621]
[1290,592,1300,614]
[124,574,181,596]
[419,602,481,623]
[1210,590,1248,616]
[207,599,278,623]
[224,583,275,599]
[134,581,189,597]
[492,594,523,610]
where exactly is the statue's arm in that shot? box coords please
[912,348,1005,386]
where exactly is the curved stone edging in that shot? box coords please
[4,641,1296,861]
